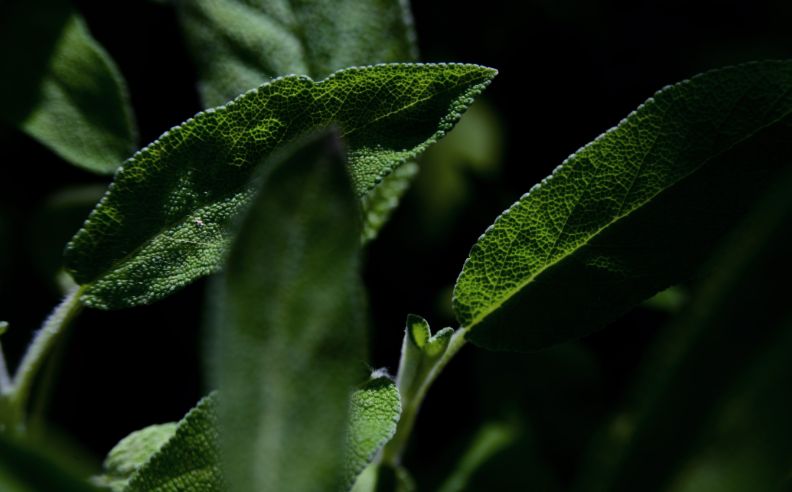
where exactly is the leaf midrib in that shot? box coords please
[461,95,792,332]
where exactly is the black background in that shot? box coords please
[1,0,790,486]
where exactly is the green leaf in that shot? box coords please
[179,0,418,107]
[345,376,402,491]
[0,432,99,492]
[211,132,365,491]
[65,63,495,309]
[361,161,419,243]
[124,395,222,492]
[395,315,454,406]
[452,60,792,351]
[574,169,792,492]
[180,0,422,242]
[0,0,136,174]
[94,423,178,492]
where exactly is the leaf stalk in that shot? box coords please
[3,287,84,430]
[380,328,467,467]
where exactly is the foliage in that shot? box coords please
[0,0,790,491]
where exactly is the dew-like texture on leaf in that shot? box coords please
[180,0,418,106]
[124,396,222,492]
[211,134,365,491]
[344,377,402,490]
[453,60,792,351]
[0,0,136,174]
[65,63,494,309]
[95,423,178,491]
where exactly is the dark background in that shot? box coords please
[1,0,790,486]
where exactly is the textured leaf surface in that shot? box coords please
[0,0,136,173]
[94,423,178,491]
[361,161,418,243]
[453,60,792,350]
[179,0,417,106]
[575,170,792,492]
[124,395,221,492]
[345,376,402,490]
[64,63,494,309]
[211,133,365,491]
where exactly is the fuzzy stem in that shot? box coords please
[380,329,467,466]
[6,288,84,429]
[0,341,11,394]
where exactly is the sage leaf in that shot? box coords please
[453,60,792,350]
[361,161,419,243]
[65,63,495,309]
[179,0,418,106]
[574,169,792,492]
[123,395,222,492]
[0,0,136,174]
[94,423,178,492]
[345,376,402,491]
[211,132,365,491]
[180,0,420,242]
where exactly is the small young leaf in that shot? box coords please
[179,0,418,106]
[396,315,455,407]
[345,376,402,491]
[94,423,178,491]
[0,0,136,174]
[453,60,792,350]
[65,63,495,309]
[211,132,365,491]
[124,395,221,492]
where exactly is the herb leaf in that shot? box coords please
[179,0,418,106]
[94,423,178,491]
[211,132,365,491]
[0,0,136,174]
[123,395,222,492]
[65,63,494,309]
[361,161,419,243]
[345,376,402,490]
[453,60,792,350]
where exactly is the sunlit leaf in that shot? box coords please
[65,63,495,309]
[453,60,792,350]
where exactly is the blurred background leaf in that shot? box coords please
[0,0,136,174]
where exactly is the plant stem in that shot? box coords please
[381,328,468,466]
[6,287,84,429]
[0,341,11,394]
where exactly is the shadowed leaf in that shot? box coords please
[0,0,136,173]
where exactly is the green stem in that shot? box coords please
[6,287,84,429]
[381,329,467,466]
[0,341,11,394]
